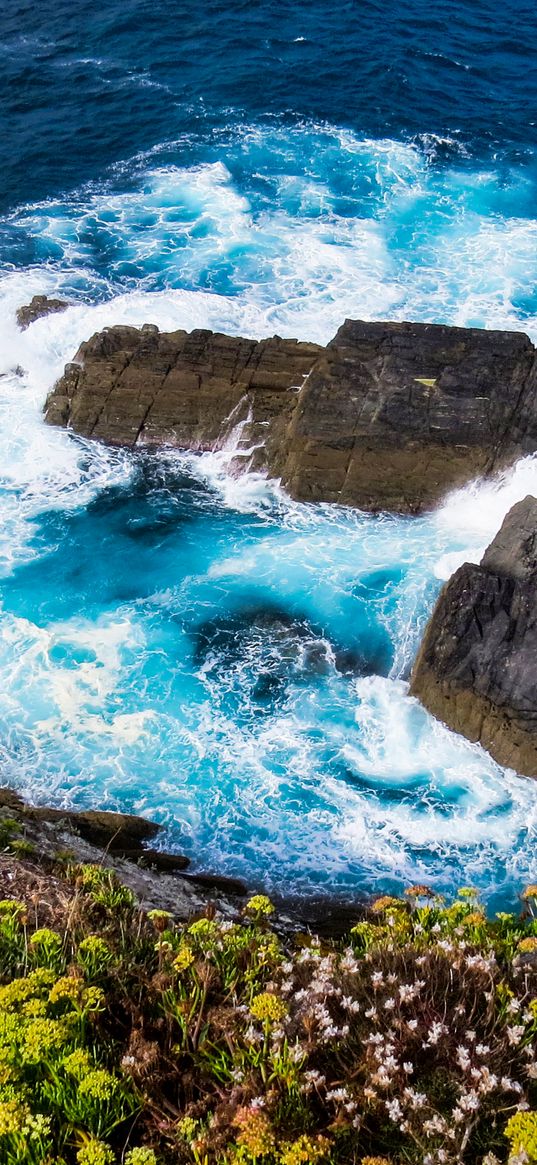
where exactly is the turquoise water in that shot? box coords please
[2,1,537,905]
[2,297,537,906]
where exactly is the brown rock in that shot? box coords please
[45,324,321,470]
[25,804,163,854]
[410,496,537,777]
[45,318,537,514]
[17,294,69,330]
[181,871,248,896]
[278,319,537,512]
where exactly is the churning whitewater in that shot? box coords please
[2,0,537,907]
[2,225,537,906]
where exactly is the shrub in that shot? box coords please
[1,860,537,1163]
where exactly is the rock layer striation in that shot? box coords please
[45,318,537,513]
[411,496,537,777]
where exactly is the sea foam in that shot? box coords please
[1,127,537,904]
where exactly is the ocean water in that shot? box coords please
[1,0,537,906]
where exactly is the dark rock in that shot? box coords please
[27,805,162,854]
[0,789,173,861]
[0,788,25,813]
[17,294,69,330]
[44,324,321,461]
[0,787,353,930]
[277,895,365,939]
[182,872,248,896]
[45,318,537,513]
[411,496,537,776]
[0,789,246,920]
[278,319,537,512]
[103,847,190,872]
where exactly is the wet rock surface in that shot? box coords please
[17,294,69,329]
[45,322,320,463]
[279,319,537,512]
[45,317,537,513]
[411,496,537,777]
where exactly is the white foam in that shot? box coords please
[6,124,537,347]
[434,454,537,567]
[1,124,537,898]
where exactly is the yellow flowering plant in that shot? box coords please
[1,864,537,1165]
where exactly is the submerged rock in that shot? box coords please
[45,317,537,513]
[17,294,69,329]
[192,602,392,719]
[411,496,537,777]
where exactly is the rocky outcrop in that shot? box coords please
[45,318,537,513]
[0,787,249,918]
[0,788,365,935]
[278,319,537,512]
[411,496,537,776]
[45,322,321,462]
[17,294,69,329]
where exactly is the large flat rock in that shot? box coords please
[44,317,537,513]
[411,496,537,776]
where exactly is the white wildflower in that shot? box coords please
[340,949,359,974]
[427,1021,448,1046]
[326,1087,349,1103]
[403,1087,427,1108]
[386,1098,403,1121]
[423,1114,448,1133]
[501,1077,522,1092]
[456,1046,471,1071]
[399,983,420,1002]
[457,1090,480,1112]
[507,1025,526,1046]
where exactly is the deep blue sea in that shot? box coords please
[1,0,537,906]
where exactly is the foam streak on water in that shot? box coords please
[5,126,537,342]
[2,126,537,907]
